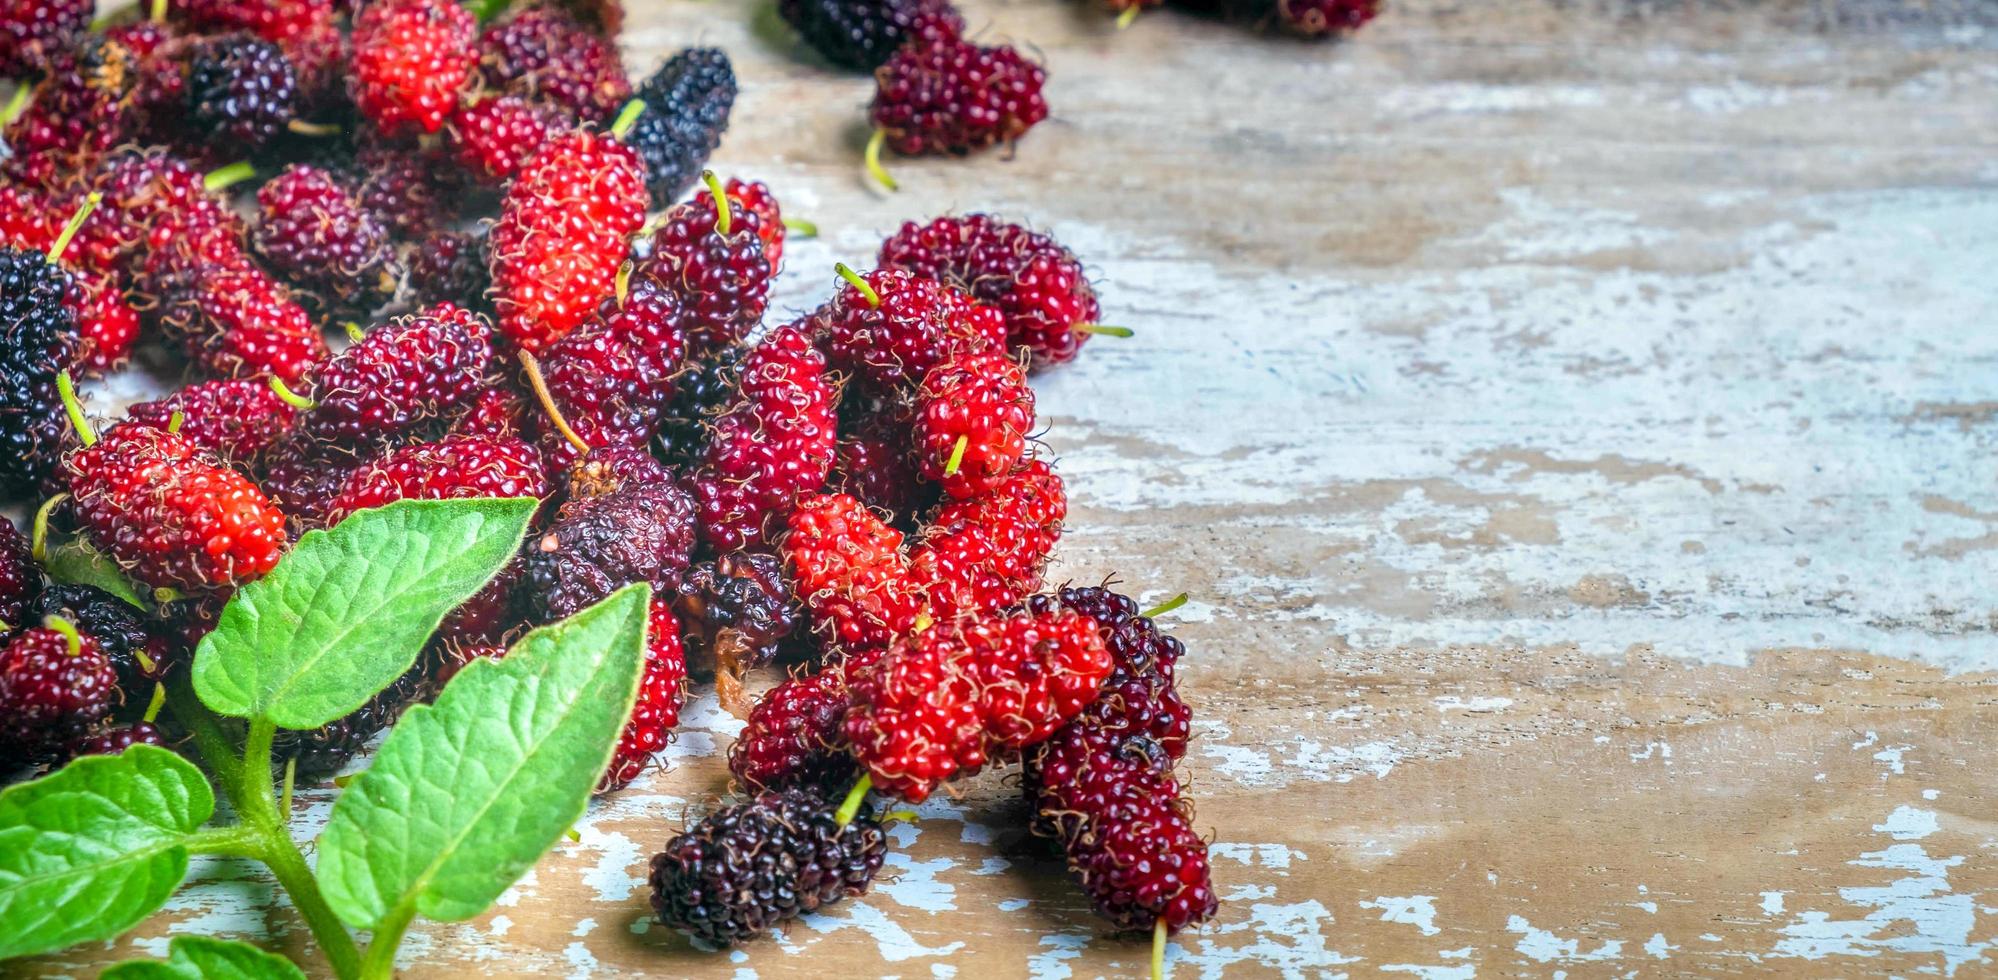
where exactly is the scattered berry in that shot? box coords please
[871,17,1048,157]
[599,597,687,792]
[0,516,40,628]
[806,267,1005,393]
[726,647,878,795]
[651,345,740,467]
[842,606,1109,801]
[0,245,80,498]
[3,34,143,188]
[690,325,835,551]
[640,180,772,352]
[326,433,549,525]
[445,95,561,184]
[350,0,478,135]
[295,303,494,451]
[63,720,166,761]
[156,264,328,383]
[915,349,1034,499]
[406,229,492,311]
[490,130,648,353]
[252,165,401,316]
[777,0,963,73]
[624,47,735,208]
[520,479,697,622]
[64,421,290,593]
[671,551,800,681]
[1264,0,1380,36]
[126,379,300,463]
[879,214,1102,368]
[0,618,117,756]
[529,279,689,470]
[0,0,91,76]
[27,583,173,707]
[911,456,1066,616]
[648,788,888,946]
[781,492,919,647]
[181,34,298,151]
[478,4,630,123]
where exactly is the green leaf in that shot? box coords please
[0,746,213,960]
[316,585,650,929]
[101,936,308,980]
[43,538,149,610]
[193,497,537,730]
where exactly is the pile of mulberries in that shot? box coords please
[0,0,1229,963]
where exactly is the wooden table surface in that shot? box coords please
[18,0,1998,976]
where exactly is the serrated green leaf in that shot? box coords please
[100,936,308,980]
[0,746,213,960]
[43,537,149,610]
[193,497,537,730]
[316,585,649,929]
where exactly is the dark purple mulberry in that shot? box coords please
[647,788,887,946]
[671,551,800,680]
[0,245,80,499]
[183,34,299,150]
[252,164,402,316]
[520,480,698,622]
[777,0,963,73]
[624,47,735,208]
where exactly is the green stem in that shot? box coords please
[46,191,100,264]
[1152,919,1167,980]
[1140,593,1188,620]
[701,170,730,237]
[1118,3,1142,29]
[864,129,898,192]
[833,774,872,827]
[358,904,416,980]
[56,371,94,446]
[184,824,264,858]
[942,434,968,477]
[164,680,243,789]
[781,216,819,238]
[609,98,645,140]
[1074,323,1135,338]
[202,161,256,193]
[1,85,30,127]
[834,263,879,307]
[236,718,365,980]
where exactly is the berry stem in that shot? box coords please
[564,825,582,843]
[166,410,185,433]
[833,773,873,827]
[701,170,731,237]
[46,192,100,265]
[943,434,968,477]
[864,129,899,192]
[1152,920,1168,980]
[42,615,82,657]
[610,98,645,140]
[1118,4,1142,29]
[519,350,591,455]
[202,161,257,193]
[1139,592,1188,619]
[1074,323,1135,338]
[30,493,65,562]
[149,0,166,22]
[268,376,316,410]
[142,682,166,724]
[781,216,820,238]
[834,263,880,307]
[56,370,96,446]
[615,260,632,307]
[342,321,365,343]
[131,644,156,675]
[286,119,341,136]
[472,0,510,21]
[2,84,32,126]
[234,716,367,979]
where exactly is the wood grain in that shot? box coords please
[14,0,1998,976]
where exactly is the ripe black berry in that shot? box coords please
[648,789,888,946]
[624,48,736,208]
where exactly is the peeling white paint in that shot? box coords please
[1361,896,1441,936]
[1761,892,1786,915]
[1506,916,1623,963]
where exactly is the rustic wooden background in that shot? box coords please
[17,0,1998,976]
